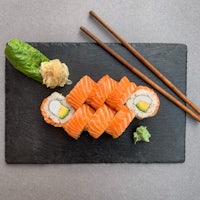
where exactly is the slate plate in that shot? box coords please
[5,43,186,164]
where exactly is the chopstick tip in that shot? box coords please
[80,26,89,35]
[89,10,95,16]
[80,26,84,30]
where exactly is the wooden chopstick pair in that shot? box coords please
[80,10,200,122]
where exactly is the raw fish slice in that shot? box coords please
[63,104,95,139]
[66,75,96,110]
[86,104,116,139]
[119,82,136,108]
[106,106,135,138]
[106,76,136,111]
[86,75,118,109]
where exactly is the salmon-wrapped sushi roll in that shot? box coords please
[86,75,118,109]
[63,104,95,139]
[106,76,136,111]
[41,92,75,127]
[86,104,116,139]
[106,106,135,138]
[126,86,160,120]
[66,75,96,110]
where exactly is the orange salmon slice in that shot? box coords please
[86,75,118,109]
[106,105,135,138]
[63,104,95,139]
[66,75,96,110]
[86,104,116,138]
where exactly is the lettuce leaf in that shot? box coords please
[5,39,49,82]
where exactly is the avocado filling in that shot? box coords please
[136,100,150,112]
[133,95,151,112]
[49,100,70,119]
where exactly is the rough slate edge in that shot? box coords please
[5,42,186,164]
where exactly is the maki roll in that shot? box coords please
[41,92,75,127]
[63,104,95,139]
[66,75,96,110]
[106,105,135,139]
[86,75,118,109]
[86,104,116,139]
[126,86,160,120]
[106,76,136,111]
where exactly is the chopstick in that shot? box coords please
[80,26,200,122]
[89,10,200,115]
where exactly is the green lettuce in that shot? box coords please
[5,39,49,82]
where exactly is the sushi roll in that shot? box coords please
[66,75,96,110]
[106,76,137,111]
[41,92,75,127]
[63,104,95,139]
[86,75,118,109]
[125,86,160,120]
[106,105,135,139]
[86,104,116,139]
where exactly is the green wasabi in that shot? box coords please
[133,126,151,144]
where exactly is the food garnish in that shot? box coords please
[133,126,151,144]
[5,39,71,88]
[40,59,71,88]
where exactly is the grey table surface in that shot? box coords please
[1,0,200,199]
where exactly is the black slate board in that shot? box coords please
[5,43,186,164]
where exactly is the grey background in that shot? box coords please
[0,0,200,199]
